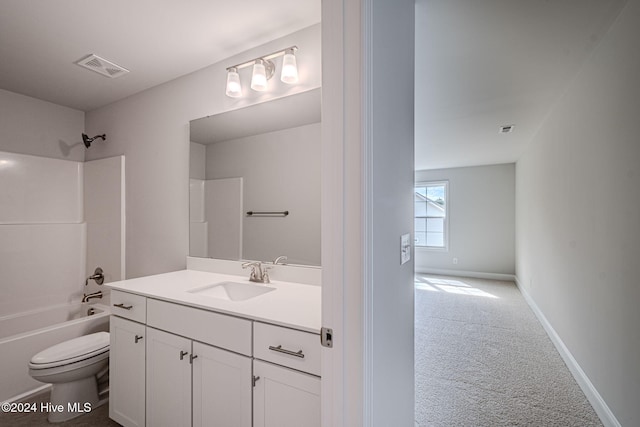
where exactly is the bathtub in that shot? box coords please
[0,302,110,403]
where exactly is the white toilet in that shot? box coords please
[29,332,110,423]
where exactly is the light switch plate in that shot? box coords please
[401,233,411,265]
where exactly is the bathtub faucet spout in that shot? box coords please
[82,291,103,303]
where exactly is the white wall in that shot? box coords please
[189,142,206,180]
[0,89,85,161]
[204,123,321,265]
[189,178,207,257]
[189,143,208,257]
[415,164,515,277]
[516,1,640,425]
[0,92,124,316]
[320,0,416,424]
[203,177,243,260]
[84,156,126,293]
[85,24,321,279]
[0,88,86,316]
[0,151,85,317]
[365,0,416,424]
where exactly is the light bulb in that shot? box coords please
[251,60,268,91]
[225,68,242,98]
[281,49,298,84]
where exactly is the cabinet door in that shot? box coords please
[192,342,252,427]
[146,327,192,427]
[109,316,146,427]
[253,360,321,427]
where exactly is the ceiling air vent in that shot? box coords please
[75,54,129,79]
[499,125,515,134]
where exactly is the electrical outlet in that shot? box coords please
[453,257,458,265]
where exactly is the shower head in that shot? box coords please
[82,133,106,148]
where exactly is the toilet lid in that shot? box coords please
[30,332,109,366]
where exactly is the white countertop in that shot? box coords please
[105,269,321,334]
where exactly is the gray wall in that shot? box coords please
[515,1,640,424]
[415,164,515,276]
[205,123,321,266]
[0,88,84,161]
[366,0,416,424]
[85,25,321,279]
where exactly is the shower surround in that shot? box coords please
[0,150,124,401]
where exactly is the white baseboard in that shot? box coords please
[415,267,515,282]
[514,277,621,427]
[4,384,51,404]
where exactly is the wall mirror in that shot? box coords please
[189,88,321,266]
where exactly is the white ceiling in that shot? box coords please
[0,1,628,170]
[415,0,627,170]
[0,0,320,112]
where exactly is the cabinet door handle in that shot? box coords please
[252,375,260,387]
[190,354,198,364]
[135,335,143,344]
[113,303,133,310]
[180,350,188,360]
[268,345,305,359]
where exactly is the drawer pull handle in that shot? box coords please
[268,345,305,359]
[135,335,143,344]
[180,351,188,360]
[113,303,133,310]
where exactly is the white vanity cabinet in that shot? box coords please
[145,328,191,427]
[145,299,253,427]
[252,322,321,427]
[253,360,321,427]
[108,278,321,427]
[109,315,146,427]
[147,327,251,427]
[145,328,253,427]
[192,341,252,427]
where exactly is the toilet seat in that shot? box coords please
[29,331,110,370]
[28,331,110,423]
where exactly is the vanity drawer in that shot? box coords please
[146,298,252,356]
[110,290,147,323]
[254,322,321,376]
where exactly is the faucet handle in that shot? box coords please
[262,270,271,284]
[85,267,104,286]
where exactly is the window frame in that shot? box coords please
[414,180,449,252]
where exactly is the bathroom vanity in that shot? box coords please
[106,268,321,427]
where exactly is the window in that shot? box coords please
[415,181,448,249]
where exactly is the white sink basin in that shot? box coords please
[188,281,275,301]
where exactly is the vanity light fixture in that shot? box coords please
[250,58,273,92]
[225,67,242,98]
[225,46,298,97]
[280,48,298,84]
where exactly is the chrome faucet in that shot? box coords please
[242,261,271,284]
[82,290,103,303]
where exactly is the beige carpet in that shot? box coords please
[414,275,602,427]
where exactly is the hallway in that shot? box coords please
[414,275,602,426]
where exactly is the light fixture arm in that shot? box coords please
[226,46,298,72]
